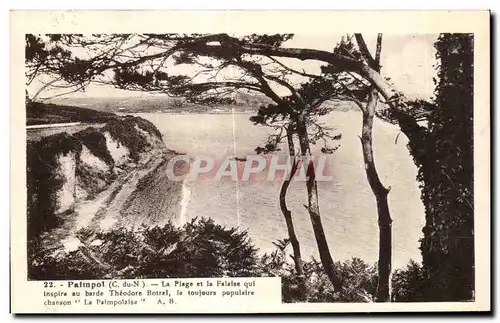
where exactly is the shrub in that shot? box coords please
[26,101,117,125]
[416,34,475,301]
[73,127,115,167]
[124,115,163,140]
[102,117,151,162]
[29,248,108,281]
[259,240,378,303]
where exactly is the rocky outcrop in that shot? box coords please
[26,115,183,246]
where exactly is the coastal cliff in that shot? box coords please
[27,114,186,260]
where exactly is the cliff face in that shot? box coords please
[27,115,186,255]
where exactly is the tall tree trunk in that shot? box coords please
[295,117,342,291]
[361,88,393,302]
[279,127,304,277]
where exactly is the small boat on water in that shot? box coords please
[229,156,247,162]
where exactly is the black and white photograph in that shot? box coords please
[13,10,489,312]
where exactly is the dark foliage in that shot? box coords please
[75,163,116,201]
[29,213,430,303]
[26,101,116,125]
[25,33,476,303]
[29,218,260,280]
[263,242,429,303]
[126,115,163,140]
[416,33,475,301]
[399,34,475,301]
[73,127,115,167]
[26,112,164,243]
[241,34,295,47]
[259,241,378,302]
[102,117,151,162]
[391,260,426,302]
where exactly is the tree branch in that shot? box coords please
[375,34,383,68]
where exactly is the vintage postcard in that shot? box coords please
[10,10,490,313]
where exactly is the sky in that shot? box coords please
[28,33,439,101]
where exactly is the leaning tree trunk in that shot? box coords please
[279,127,304,278]
[361,88,393,302]
[295,117,342,291]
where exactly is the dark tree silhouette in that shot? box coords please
[373,33,474,301]
[23,33,412,295]
[326,34,393,302]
